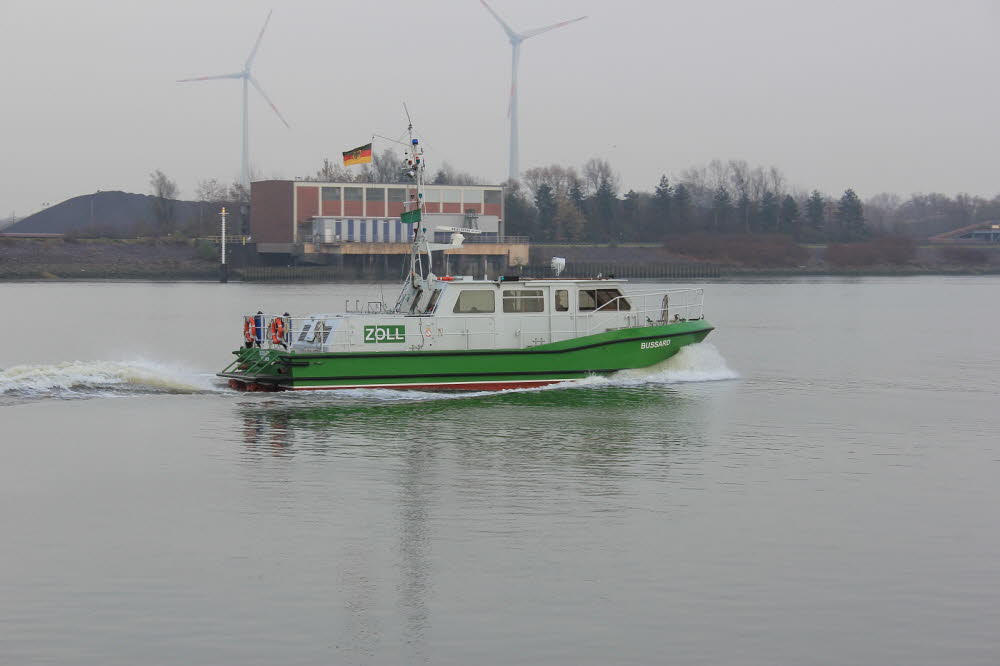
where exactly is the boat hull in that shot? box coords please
[219,320,713,391]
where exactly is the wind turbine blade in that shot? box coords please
[244,9,273,70]
[177,72,244,82]
[521,15,587,40]
[480,0,517,40]
[249,75,290,128]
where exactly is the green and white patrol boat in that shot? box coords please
[218,129,714,392]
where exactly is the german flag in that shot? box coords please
[343,143,373,166]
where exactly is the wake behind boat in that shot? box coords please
[218,125,714,392]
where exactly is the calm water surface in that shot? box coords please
[1,277,998,665]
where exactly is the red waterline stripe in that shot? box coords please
[289,378,570,391]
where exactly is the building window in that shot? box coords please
[453,290,495,313]
[366,187,384,203]
[424,188,441,204]
[579,288,630,311]
[442,188,461,203]
[321,186,340,201]
[359,220,366,241]
[347,220,354,241]
[463,189,483,205]
[484,189,502,205]
[502,289,545,313]
[387,187,406,202]
[555,289,569,312]
[335,221,342,239]
[344,187,363,202]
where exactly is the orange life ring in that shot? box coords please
[269,316,286,344]
[244,316,256,344]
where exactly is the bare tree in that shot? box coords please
[767,166,786,197]
[522,164,581,200]
[195,178,230,204]
[582,158,620,196]
[553,196,586,241]
[429,162,480,185]
[707,159,732,193]
[149,169,178,235]
[310,158,354,183]
[864,192,902,233]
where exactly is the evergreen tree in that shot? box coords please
[653,175,673,237]
[759,191,780,233]
[836,188,867,241]
[806,190,826,235]
[673,184,693,233]
[593,181,618,243]
[534,183,557,241]
[712,187,732,234]
[622,189,640,241]
[503,182,536,238]
[780,194,801,239]
[566,181,592,241]
[737,191,752,234]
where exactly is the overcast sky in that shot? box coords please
[1,0,998,217]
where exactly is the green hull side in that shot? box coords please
[220,320,713,390]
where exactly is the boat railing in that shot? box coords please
[578,287,704,334]
[241,313,425,352]
[242,314,357,352]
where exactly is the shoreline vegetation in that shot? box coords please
[1,236,997,281]
[6,158,999,282]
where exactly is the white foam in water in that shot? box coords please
[0,344,736,403]
[610,342,740,385]
[527,342,738,391]
[0,359,221,399]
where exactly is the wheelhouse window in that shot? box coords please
[409,288,423,313]
[425,288,442,313]
[579,288,630,311]
[502,290,544,313]
[453,290,495,313]
[555,289,569,312]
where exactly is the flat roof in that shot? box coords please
[256,180,504,190]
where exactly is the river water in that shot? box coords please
[1,277,998,665]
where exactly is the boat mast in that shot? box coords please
[402,107,426,281]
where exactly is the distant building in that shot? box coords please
[930,220,1000,244]
[251,181,503,246]
[250,180,527,270]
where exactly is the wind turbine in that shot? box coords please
[178,10,290,196]
[480,1,586,182]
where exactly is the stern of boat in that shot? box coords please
[217,347,293,392]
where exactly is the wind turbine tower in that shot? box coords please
[480,1,586,182]
[178,10,290,196]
